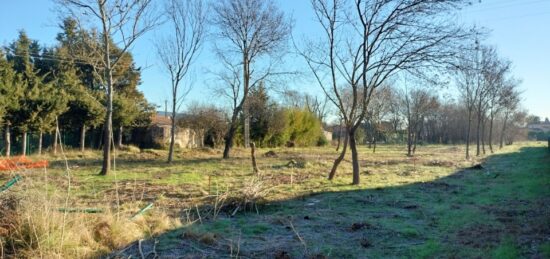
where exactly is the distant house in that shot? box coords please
[139,114,203,148]
[527,122,550,132]
[322,128,333,142]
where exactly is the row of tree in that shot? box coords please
[1,0,530,185]
[0,24,154,158]
[349,78,523,157]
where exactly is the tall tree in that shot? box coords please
[0,50,24,157]
[301,0,469,184]
[156,0,206,163]
[212,0,291,158]
[58,66,105,152]
[481,47,512,153]
[401,87,439,156]
[57,0,159,175]
[6,31,46,156]
[365,85,393,153]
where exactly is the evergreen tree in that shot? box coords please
[0,50,24,156]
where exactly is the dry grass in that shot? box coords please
[1,142,547,258]
[0,163,180,258]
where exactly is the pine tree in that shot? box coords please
[0,50,24,157]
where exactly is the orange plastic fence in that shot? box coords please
[0,156,49,171]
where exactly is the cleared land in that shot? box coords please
[0,143,549,258]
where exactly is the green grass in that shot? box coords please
[3,142,549,258]
[492,238,520,259]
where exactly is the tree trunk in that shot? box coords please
[80,125,86,152]
[38,130,43,155]
[328,131,348,180]
[243,51,250,149]
[22,131,27,156]
[100,5,113,176]
[244,104,250,149]
[476,107,482,156]
[481,117,486,155]
[336,126,342,151]
[251,142,259,175]
[223,111,240,159]
[118,125,123,149]
[336,133,341,151]
[349,128,360,185]
[499,113,508,149]
[466,109,472,159]
[372,126,377,153]
[168,102,177,163]
[407,124,413,156]
[53,119,59,155]
[413,130,419,154]
[5,123,10,157]
[488,113,494,153]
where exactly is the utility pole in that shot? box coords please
[165,99,168,118]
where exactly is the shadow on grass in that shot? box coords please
[103,146,550,258]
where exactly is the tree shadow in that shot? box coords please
[100,146,550,258]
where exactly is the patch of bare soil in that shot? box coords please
[423,160,455,167]
[101,181,204,210]
[481,199,550,256]
[262,171,312,186]
[467,164,484,170]
[456,224,503,248]
[350,222,373,231]
[362,159,408,167]
[457,199,550,257]
[419,181,460,194]
[263,151,278,158]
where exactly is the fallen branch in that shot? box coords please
[58,208,104,214]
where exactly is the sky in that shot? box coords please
[1,0,549,120]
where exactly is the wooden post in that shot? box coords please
[251,142,259,175]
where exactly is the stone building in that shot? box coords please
[140,114,203,148]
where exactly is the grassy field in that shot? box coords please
[0,142,549,258]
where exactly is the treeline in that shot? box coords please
[327,44,526,158]
[345,81,525,157]
[0,19,154,156]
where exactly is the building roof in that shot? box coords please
[151,114,172,126]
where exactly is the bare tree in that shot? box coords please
[305,94,329,124]
[57,0,159,175]
[366,85,393,153]
[454,40,482,159]
[401,87,439,156]
[498,81,521,149]
[179,103,229,148]
[481,47,512,153]
[280,89,329,123]
[211,0,291,159]
[300,0,469,184]
[156,0,206,163]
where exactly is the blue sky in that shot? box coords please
[1,0,549,120]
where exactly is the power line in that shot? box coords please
[480,10,550,22]
[468,0,549,13]
[3,49,101,67]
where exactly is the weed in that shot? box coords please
[492,238,519,259]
